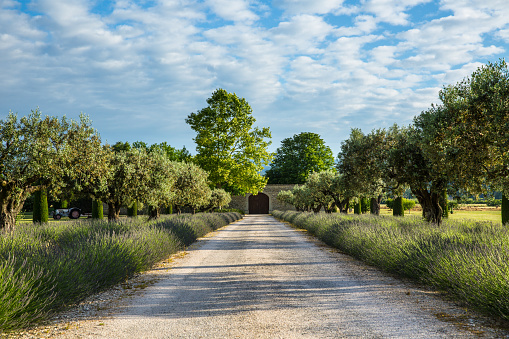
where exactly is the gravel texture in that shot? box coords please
[10,215,509,338]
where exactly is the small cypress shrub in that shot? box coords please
[127,201,138,217]
[60,200,68,209]
[361,197,369,214]
[167,205,173,214]
[92,200,103,219]
[503,194,509,226]
[393,196,404,216]
[33,189,48,223]
[354,202,361,214]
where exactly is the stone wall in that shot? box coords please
[229,184,296,214]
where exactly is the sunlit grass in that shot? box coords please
[378,206,502,224]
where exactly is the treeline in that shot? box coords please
[277,60,509,225]
[0,111,231,231]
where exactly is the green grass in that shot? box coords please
[378,207,502,224]
[272,210,509,321]
[0,212,242,332]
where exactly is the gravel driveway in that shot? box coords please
[43,215,506,338]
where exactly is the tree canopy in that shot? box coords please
[266,132,335,184]
[186,89,272,195]
[0,110,107,230]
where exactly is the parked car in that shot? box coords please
[52,207,81,220]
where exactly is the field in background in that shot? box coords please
[379,205,502,224]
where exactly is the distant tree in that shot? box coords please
[186,89,272,195]
[149,142,192,162]
[266,132,334,184]
[277,190,295,208]
[205,188,231,211]
[131,141,148,151]
[337,127,402,216]
[171,162,211,214]
[305,170,337,213]
[0,110,107,230]
[112,141,131,153]
[88,148,158,220]
[143,151,177,220]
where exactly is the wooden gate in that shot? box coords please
[248,193,269,214]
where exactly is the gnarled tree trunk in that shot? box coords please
[108,202,121,221]
[370,196,382,215]
[413,189,442,224]
[148,206,160,220]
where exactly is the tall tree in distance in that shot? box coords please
[186,89,272,195]
[266,132,334,184]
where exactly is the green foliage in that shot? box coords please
[148,142,191,163]
[278,170,350,213]
[186,89,272,195]
[386,198,415,212]
[266,132,334,184]
[360,197,370,213]
[32,189,48,223]
[354,202,361,214]
[433,60,509,197]
[273,210,509,320]
[127,201,137,217]
[172,162,211,213]
[503,195,509,225]
[91,200,103,219]
[392,197,404,216]
[0,110,108,230]
[206,189,231,211]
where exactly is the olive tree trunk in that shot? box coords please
[370,196,382,216]
[107,202,121,221]
[148,206,160,220]
[413,189,443,225]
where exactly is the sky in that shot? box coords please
[1,0,508,156]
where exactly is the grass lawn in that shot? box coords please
[379,207,502,224]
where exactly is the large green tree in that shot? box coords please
[409,60,509,224]
[266,132,334,184]
[186,89,272,195]
[0,110,107,230]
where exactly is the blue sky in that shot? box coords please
[1,0,508,156]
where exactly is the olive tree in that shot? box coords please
[0,110,106,230]
[205,188,231,211]
[421,60,509,224]
[171,162,212,214]
[89,148,155,221]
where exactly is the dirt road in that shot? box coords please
[52,215,501,338]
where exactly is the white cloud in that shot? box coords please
[273,0,345,15]
[1,0,508,154]
[363,0,432,26]
[270,15,334,54]
[205,0,259,23]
